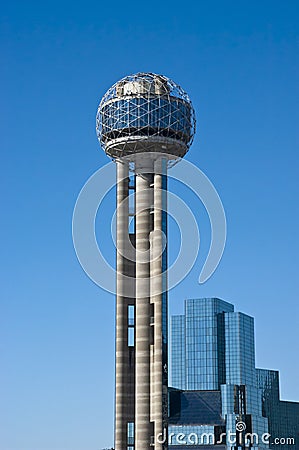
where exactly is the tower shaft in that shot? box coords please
[115,156,168,450]
[135,160,153,450]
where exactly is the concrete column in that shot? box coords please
[115,161,129,450]
[135,158,154,450]
[151,158,167,449]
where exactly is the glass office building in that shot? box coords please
[169,298,299,450]
[257,369,299,450]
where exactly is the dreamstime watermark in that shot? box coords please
[155,421,296,446]
[72,154,226,295]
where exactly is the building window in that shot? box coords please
[128,305,135,326]
[128,305,135,347]
[128,327,134,347]
[127,422,134,446]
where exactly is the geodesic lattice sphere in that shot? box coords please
[96,73,196,159]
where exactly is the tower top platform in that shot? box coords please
[96,73,196,160]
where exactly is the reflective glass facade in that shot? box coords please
[257,369,299,450]
[170,298,233,390]
[170,315,186,390]
[224,312,255,386]
[169,298,299,450]
[101,97,191,144]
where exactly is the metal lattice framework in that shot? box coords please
[96,72,196,160]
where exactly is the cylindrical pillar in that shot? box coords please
[115,161,129,450]
[151,158,167,449]
[135,158,154,450]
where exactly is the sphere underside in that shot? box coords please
[96,73,196,159]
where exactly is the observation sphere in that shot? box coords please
[96,72,196,160]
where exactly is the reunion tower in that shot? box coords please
[96,73,195,450]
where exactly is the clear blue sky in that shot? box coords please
[1,1,298,449]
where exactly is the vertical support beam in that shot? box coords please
[115,161,130,450]
[135,158,154,450]
[151,158,168,449]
